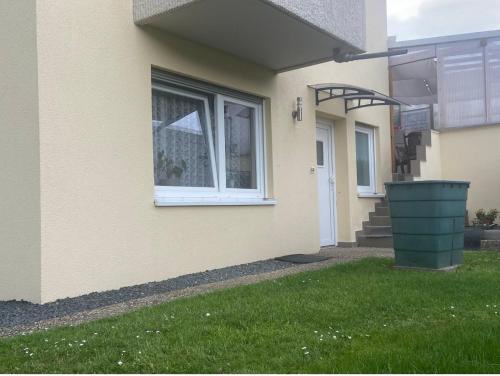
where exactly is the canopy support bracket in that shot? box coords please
[309,83,408,113]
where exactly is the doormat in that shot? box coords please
[275,254,331,264]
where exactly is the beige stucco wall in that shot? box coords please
[1,0,389,303]
[439,125,500,218]
[0,0,41,303]
[403,125,500,223]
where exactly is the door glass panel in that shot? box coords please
[224,101,257,189]
[356,131,370,186]
[152,89,215,187]
[316,141,324,166]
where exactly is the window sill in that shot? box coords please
[357,193,385,198]
[154,197,277,207]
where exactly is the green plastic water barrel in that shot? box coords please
[385,180,470,269]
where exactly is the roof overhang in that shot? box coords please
[309,83,407,113]
[133,0,366,72]
[388,29,500,49]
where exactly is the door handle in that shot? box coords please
[329,177,335,184]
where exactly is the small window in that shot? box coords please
[316,141,324,166]
[152,80,266,205]
[355,125,376,194]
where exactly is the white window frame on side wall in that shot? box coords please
[152,81,273,206]
[355,124,376,195]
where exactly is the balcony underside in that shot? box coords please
[134,0,365,72]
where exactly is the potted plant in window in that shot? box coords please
[155,150,187,186]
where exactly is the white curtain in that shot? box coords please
[224,102,256,189]
[437,40,486,128]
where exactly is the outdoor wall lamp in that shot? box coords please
[292,97,303,121]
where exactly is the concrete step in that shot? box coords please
[410,159,421,177]
[420,129,432,147]
[355,196,394,248]
[416,144,427,162]
[392,173,414,182]
[375,206,389,216]
[357,234,394,248]
[392,173,403,181]
[368,214,391,226]
[362,224,393,236]
[375,202,388,210]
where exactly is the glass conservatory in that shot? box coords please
[389,30,500,174]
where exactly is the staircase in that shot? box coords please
[356,198,393,248]
[392,129,435,182]
[356,130,440,248]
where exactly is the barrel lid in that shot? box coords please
[385,180,470,186]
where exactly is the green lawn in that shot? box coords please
[2,252,500,373]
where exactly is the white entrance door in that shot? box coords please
[316,123,336,246]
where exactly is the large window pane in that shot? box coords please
[486,38,500,123]
[437,41,486,128]
[356,131,371,187]
[224,101,257,189]
[152,89,215,187]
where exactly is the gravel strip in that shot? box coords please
[0,247,393,337]
[0,259,293,329]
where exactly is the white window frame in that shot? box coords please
[218,95,265,199]
[355,124,376,194]
[152,85,219,198]
[152,83,271,206]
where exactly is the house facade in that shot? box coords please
[0,0,391,304]
[389,30,500,222]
